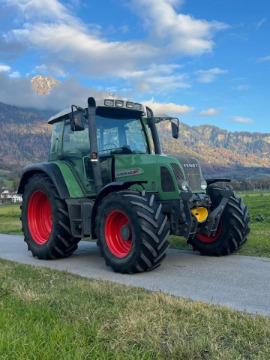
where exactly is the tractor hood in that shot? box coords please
[113,153,206,200]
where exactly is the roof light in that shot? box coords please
[104,99,114,107]
[134,103,142,111]
[126,101,134,109]
[115,100,124,107]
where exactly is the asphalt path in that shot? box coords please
[0,234,269,317]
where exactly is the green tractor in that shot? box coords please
[18,97,250,273]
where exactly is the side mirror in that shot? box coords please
[171,119,179,139]
[70,106,85,131]
[154,113,179,139]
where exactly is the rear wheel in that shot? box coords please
[96,191,170,273]
[190,185,250,256]
[21,173,79,259]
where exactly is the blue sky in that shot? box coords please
[0,0,270,133]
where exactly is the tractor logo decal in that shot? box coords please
[115,169,143,178]
[183,163,198,168]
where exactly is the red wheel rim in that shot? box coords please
[196,221,222,243]
[28,190,52,245]
[105,210,133,258]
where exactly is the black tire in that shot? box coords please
[21,173,79,259]
[190,185,250,256]
[96,191,170,273]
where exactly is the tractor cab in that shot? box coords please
[48,98,178,196]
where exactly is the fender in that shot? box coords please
[91,180,147,238]
[206,178,231,186]
[18,162,70,198]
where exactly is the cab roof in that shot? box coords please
[48,97,145,124]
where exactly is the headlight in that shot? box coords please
[179,180,189,191]
[201,180,207,190]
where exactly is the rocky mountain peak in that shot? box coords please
[31,75,60,95]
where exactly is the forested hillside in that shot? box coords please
[158,121,270,179]
[0,101,269,180]
[0,102,51,167]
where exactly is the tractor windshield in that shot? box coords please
[96,115,150,155]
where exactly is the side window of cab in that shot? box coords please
[62,121,90,156]
[49,121,63,160]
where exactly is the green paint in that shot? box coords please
[54,161,85,198]
[115,154,178,200]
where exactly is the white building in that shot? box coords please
[12,194,23,203]
[0,188,22,203]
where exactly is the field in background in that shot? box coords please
[0,191,269,257]
[0,204,22,235]
[0,168,14,188]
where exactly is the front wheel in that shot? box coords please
[21,173,79,259]
[190,185,250,256]
[96,191,170,273]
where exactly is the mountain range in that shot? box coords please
[0,100,269,180]
[158,121,270,179]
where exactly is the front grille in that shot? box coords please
[185,168,201,191]
[170,163,185,182]
[160,166,175,192]
[171,156,202,191]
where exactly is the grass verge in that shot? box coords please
[0,258,269,360]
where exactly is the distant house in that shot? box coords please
[0,188,11,200]
[12,194,23,203]
[0,188,22,203]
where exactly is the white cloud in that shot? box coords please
[230,116,254,124]
[199,108,221,117]
[142,98,194,115]
[195,68,228,83]
[9,71,21,78]
[0,63,11,72]
[0,63,21,78]
[119,64,190,94]
[1,0,228,82]
[3,0,78,23]
[9,22,158,77]
[0,72,106,111]
[129,0,228,55]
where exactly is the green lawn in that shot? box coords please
[0,204,22,235]
[237,192,270,257]
[0,258,269,360]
